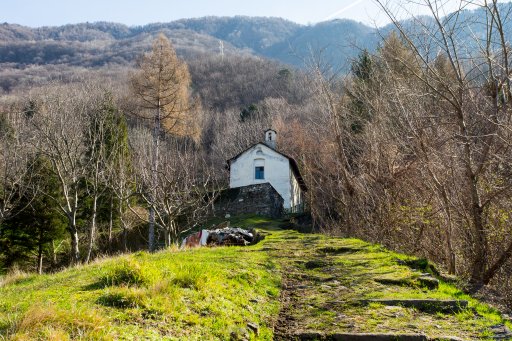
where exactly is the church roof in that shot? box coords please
[226,143,308,192]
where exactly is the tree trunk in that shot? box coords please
[482,239,512,285]
[37,229,44,275]
[108,195,114,253]
[123,225,128,252]
[455,105,486,291]
[149,207,155,251]
[119,196,128,252]
[148,101,161,252]
[85,195,98,263]
[468,175,487,291]
[51,240,57,267]
[165,229,171,248]
[69,212,80,265]
[440,191,456,274]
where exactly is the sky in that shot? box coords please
[0,0,486,28]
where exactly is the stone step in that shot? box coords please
[374,275,439,290]
[287,332,463,341]
[358,299,468,313]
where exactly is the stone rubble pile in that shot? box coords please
[181,226,257,248]
[207,227,255,246]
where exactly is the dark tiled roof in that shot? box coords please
[226,143,308,192]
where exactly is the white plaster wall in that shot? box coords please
[229,144,293,208]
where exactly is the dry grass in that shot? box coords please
[0,267,33,288]
[12,305,110,340]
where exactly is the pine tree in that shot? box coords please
[1,157,66,274]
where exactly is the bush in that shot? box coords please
[97,287,146,309]
[100,259,156,287]
[170,264,208,290]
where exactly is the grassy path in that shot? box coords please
[0,216,511,340]
[266,228,511,340]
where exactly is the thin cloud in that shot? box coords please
[323,0,367,21]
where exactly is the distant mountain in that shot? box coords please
[2,4,512,88]
[263,19,378,68]
[0,16,378,69]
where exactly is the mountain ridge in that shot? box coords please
[0,16,377,68]
[2,5,512,94]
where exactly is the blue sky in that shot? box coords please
[0,0,483,28]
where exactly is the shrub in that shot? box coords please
[100,259,156,287]
[170,264,208,290]
[97,287,146,309]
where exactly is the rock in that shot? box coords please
[247,322,259,336]
[438,273,458,284]
[374,275,439,290]
[359,299,469,313]
[418,275,439,290]
[207,227,255,246]
[374,277,410,286]
[291,332,430,340]
[230,327,249,341]
[304,260,327,269]
[489,324,512,340]
[318,246,359,254]
[385,305,403,310]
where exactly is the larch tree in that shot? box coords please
[130,33,197,252]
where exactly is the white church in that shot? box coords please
[227,129,308,212]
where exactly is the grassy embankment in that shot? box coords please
[0,215,510,340]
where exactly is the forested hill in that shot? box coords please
[3,3,512,88]
[0,16,375,69]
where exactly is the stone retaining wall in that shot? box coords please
[213,183,284,218]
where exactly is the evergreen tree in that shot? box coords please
[1,157,66,273]
[347,49,375,134]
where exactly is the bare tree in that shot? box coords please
[83,92,123,263]
[370,0,512,290]
[0,107,34,227]
[131,128,216,247]
[26,84,93,265]
[105,109,134,253]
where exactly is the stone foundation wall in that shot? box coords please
[213,183,284,218]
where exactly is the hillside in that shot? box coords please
[2,4,512,69]
[0,17,370,68]
[3,4,512,95]
[1,216,510,340]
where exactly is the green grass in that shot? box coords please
[266,230,512,340]
[0,219,281,340]
[0,215,510,340]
